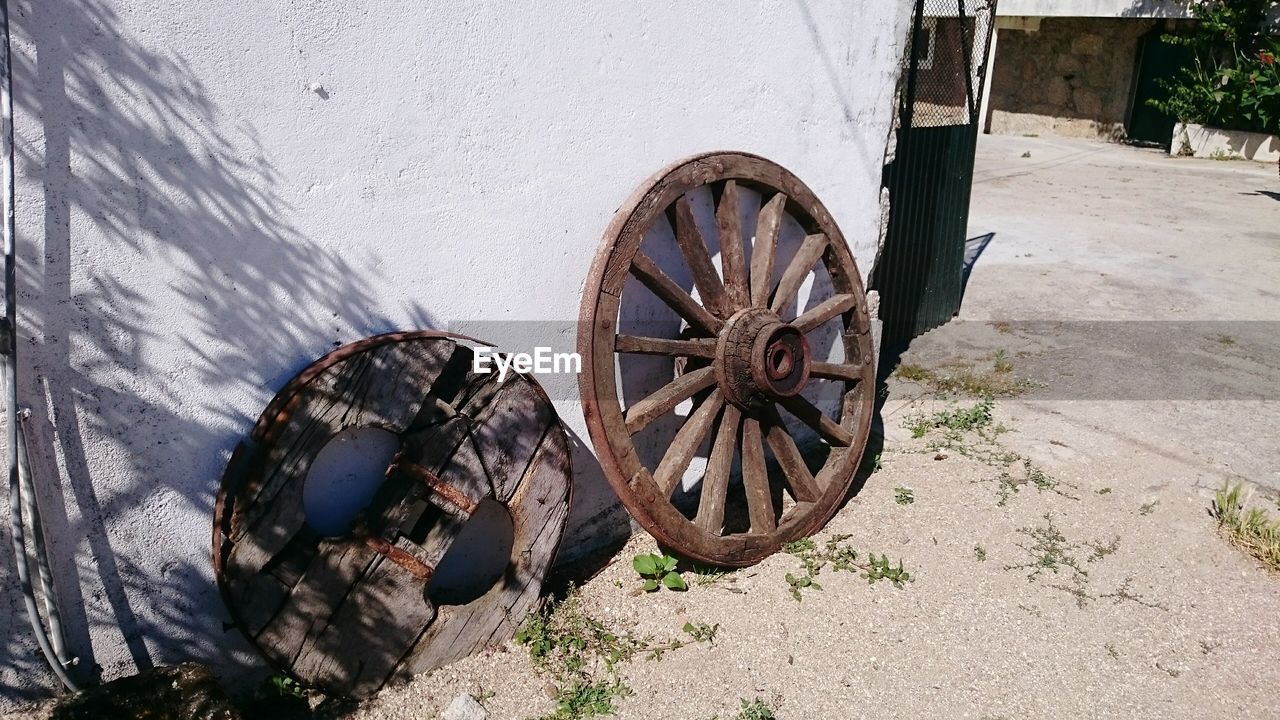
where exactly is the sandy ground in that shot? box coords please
[310,138,1280,719]
[6,137,1278,719]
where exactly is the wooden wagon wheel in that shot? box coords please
[213,331,571,698]
[578,152,874,567]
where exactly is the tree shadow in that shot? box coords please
[2,0,435,701]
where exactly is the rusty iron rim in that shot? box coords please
[577,152,874,567]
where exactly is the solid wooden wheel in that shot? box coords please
[213,332,571,697]
[578,152,875,567]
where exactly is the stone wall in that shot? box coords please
[988,17,1159,140]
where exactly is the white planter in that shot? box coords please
[1171,122,1280,163]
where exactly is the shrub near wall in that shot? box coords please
[1153,0,1280,136]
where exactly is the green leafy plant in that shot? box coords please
[733,697,777,720]
[863,553,912,587]
[783,534,911,600]
[682,621,719,644]
[784,572,822,601]
[516,595,716,719]
[241,673,310,720]
[1152,0,1280,134]
[908,397,995,438]
[894,486,915,505]
[633,553,687,592]
[863,452,884,474]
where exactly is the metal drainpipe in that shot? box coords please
[2,0,81,693]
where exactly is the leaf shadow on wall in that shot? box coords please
[0,0,437,700]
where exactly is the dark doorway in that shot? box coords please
[1128,27,1192,148]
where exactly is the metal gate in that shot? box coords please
[873,0,996,353]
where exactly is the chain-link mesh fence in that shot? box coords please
[901,0,996,128]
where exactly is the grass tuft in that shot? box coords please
[1211,482,1280,572]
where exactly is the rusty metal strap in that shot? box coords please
[362,535,435,581]
[387,460,479,516]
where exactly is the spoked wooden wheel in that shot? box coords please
[579,152,875,567]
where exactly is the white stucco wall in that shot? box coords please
[0,0,911,705]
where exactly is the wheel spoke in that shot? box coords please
[716,180,749,310]
[615,335,717,359]
[630,252,724,335]
[672,194,731,318]
[777,394,853,447]
[653,389,724,497]
[740,418,777,534]
[793,293,856,334]
[810,361,864,383]
[749,193,787,307]
[762,405,821,502]
[769,233,828,315]
[695,404,741,534]
[624,366,716,435]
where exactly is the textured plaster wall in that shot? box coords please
[0,0,912,706]
[988,17,1158,140]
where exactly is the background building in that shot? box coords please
[981,0,1199,144]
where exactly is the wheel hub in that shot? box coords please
[716,307,811,410]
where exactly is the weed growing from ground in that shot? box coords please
[908,397,995,438]
[996,459,1078,506]
[1088,536,1121,563]
[1006,514,1086,581]
[783,535,911,600]
[974,545,987,561]
[733,698,777,720]
[688,563,738,589]
[1138,501,1160,516]
[863,452,883,474]
[1210,483,1280,572]
[993,349,1013,374]
[632,553,687,592]
[893,357,1033,398]
[516,595,715,719]
[894,486,915,505]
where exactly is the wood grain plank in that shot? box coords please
[793,293,856,334]
[695,405,740,534]
[716,180,749,310]
[469,379,555,502]
[810,361,864,383]
[623,366,716,435]
[653,389,723,497]
[399,426,571,679]
[763,405,821,503]
[671,194,731,318]
[615,335,717,359]
[630,251,724,335]
[740,418,776,534]
[778,395,854,447]
[769,233,827,315]
[749,193,787,307]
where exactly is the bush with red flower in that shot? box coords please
[1152,0,1280,135]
